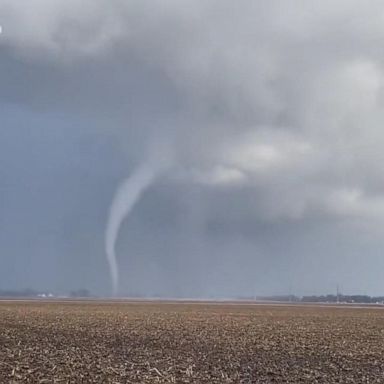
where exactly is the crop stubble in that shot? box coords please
[0,301,383,383]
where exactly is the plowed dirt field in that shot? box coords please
[1,300,383,383]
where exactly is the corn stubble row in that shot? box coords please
[0,301,383,383]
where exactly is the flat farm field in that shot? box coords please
[0,300,384,383]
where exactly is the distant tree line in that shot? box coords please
[0,289,383,303]
[255,294,384,304]
[301,294,384,304]
[69,289,91,298]
[0,288,41,297]
[0,288,93,298]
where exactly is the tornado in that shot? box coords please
[105,164,157,296]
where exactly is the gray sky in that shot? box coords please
[1,1,384,297]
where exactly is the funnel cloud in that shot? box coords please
[106,164,157,295]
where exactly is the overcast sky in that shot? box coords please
[1,1,384,297]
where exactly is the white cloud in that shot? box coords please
[192,166,246,186]
[2,0,384,225]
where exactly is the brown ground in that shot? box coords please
[0,300,383,383]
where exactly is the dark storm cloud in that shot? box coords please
[1,0,384,295]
